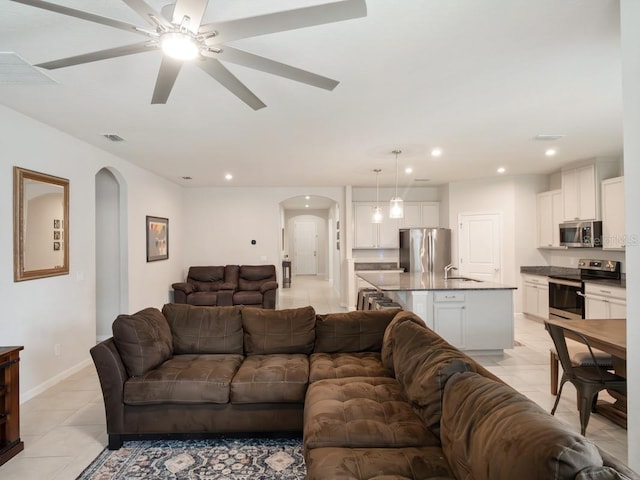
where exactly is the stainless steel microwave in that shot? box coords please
[559,221,602,247]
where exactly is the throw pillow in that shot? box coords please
[112,307,173,377]
[242,306,315,355]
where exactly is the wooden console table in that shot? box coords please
[0,346,24,466]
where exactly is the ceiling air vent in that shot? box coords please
[533,134,566,141]
[414,178,431,182]
[102,134,125,142]
[0,52,57,85]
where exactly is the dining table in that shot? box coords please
[545,317,627,429]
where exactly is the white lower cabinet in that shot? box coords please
[522,274,549,319]
[584,283,626,319]
[431,289,513,351]
[433,292,466,349]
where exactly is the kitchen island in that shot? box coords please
[358,271,516,354]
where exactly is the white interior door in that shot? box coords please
[458,213,502,282]
[294,220,318,275]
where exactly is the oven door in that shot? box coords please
[548,278,584,320]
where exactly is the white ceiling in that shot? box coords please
[0,0,623,189]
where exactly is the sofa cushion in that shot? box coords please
[233,291,264,306]
[162,304,243,354]
[186,291,218,306]
[230,354,309,403]
[309,352,392,383]
[440,371,605,480]
[188,266,226,291]
[381,311,427,372]
[123,354,244,405]
[112,307,173,377]
[305,447,456,480]
[392,320,476,436]
[314,309,400,353]
[304,377,440,450]
[238,265,276,291]
[242,306,316,355]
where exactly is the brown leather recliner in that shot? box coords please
[232,265,278,309]
[172,266,236,306]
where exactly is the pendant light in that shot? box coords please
[389,149,404,219]
[372,169,383,223]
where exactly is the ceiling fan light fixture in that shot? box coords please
[161,32,199,61]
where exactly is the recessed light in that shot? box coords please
[225,173,233,180]
[305,204,310,208]
[545,149,557,157]
[497,167,506,174]
[431,148,442,157]
[405,167,413,174]
[305,196,310,200]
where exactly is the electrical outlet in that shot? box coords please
[54,344,61,356]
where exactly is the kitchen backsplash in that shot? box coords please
[539,248,625,272]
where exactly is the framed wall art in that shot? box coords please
[146,216,169,262]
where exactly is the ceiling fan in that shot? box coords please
[10,0,367,109]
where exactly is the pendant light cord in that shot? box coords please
[392,149,401,197]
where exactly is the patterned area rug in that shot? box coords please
[76,437,306,479]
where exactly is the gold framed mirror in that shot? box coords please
[13,167,69,282]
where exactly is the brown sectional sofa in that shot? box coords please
[90,305,638,480]
[172,265,278,308]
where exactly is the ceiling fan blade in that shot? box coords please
[151,56,183,104]
[172,0,209,33]
[197,58,266,110]
[217,46,339,91]
[35,42,155,70]
[9,0,151,36]
[200,0,366,45]
[122,0,173,30]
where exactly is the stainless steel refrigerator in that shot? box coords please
[399,228,452,274]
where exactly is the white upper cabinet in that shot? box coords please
[562,165,596,221]
[401,202,440,228]
[537,190,563,248]
[353,203,399,248]
[561,159,620,222]
[601,176,625,250]
[353,201,439,249]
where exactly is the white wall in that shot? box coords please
[621,0,639,468]
[181,187,344,288]
[0,104,184,400]
[448,175,547,312]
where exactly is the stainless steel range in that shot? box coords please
[548,259,621,320]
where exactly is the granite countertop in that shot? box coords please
[357,271,516,291]
[354,262,404,271]
[520,266,580,277]
[520,266,626,288]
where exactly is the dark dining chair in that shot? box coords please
[544,321,626,435]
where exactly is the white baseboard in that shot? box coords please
[21,357,93,404]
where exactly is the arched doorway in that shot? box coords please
[279,195,340,288]
[95,167,129,341]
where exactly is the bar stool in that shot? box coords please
[356,288,377,310]
[367,293,388,310]
[375,301,402,310]
[362,291,385,310]
[371,297,397,310]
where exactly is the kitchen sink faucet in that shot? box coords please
[444,263,458,280]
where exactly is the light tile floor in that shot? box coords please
[0,275,628,479]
